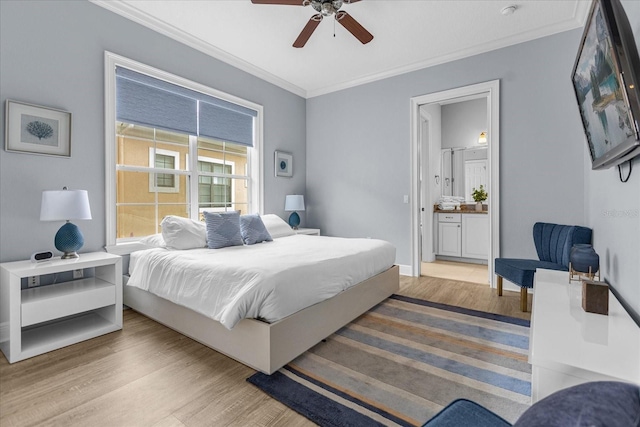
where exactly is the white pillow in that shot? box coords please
[160,216,207,250]
[260,214,295,238]
[139,233,166,248]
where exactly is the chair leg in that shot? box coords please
[520,287,528,312]
[497,276,503,296]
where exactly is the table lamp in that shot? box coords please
[284,195,305,229]
[40,187,92,259]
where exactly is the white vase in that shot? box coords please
[476,202,483,212]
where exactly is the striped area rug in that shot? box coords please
[248,295,531,426]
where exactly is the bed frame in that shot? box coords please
[123,265,399,374]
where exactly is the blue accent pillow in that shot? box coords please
[240,214,273,245]
[204,211,244,249]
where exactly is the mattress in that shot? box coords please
[127,235,395,329]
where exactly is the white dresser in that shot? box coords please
[529,269,640,403]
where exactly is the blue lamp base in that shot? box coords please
[54,221,84,259]
[288,211,300,229]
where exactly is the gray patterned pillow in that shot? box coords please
[204,211,244,249]
[240,214,273,245]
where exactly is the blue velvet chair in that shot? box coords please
[494,222,592,311]
[422,381,640,426]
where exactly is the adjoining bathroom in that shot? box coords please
[420,96,489,285]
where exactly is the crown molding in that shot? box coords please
[307,5,590,98]
[90,0,307,98]
[91,0,591,100]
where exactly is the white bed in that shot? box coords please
[124,224,399,374]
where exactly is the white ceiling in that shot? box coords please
[93,0,590,98]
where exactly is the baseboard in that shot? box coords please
[435,255,488,265]
[398,264,412,276]
[0,322,8,343]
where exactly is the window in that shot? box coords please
[149,148,180,193]
[105,53,263,252]
[198,158,234,210]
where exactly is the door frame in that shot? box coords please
[409,80,500,287]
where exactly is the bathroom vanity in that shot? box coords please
[435,208,488,262]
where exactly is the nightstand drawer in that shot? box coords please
[22,278,116,327]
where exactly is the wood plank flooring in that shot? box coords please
[0,275,530,426]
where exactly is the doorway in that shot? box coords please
[410,80,500,288]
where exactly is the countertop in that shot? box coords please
[434,204,488,214]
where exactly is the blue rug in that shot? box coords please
[248,295,531,426]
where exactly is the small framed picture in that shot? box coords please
[5,100,72,157]
[275,150,293,177]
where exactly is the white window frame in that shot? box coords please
[197,156,237,214]
[148,148,181,193]
[104,52,264,255]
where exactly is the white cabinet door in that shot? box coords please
[461,215,488,259]
[438,222,461,257]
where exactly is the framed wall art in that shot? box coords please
[275,150,293,177]
[5,100,72,157]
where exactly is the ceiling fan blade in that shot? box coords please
[335,11,373,44]
[343,0,363,3]
[293,14,322,48]
[251,0,305,5]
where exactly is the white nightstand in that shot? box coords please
[295,228,321,236]
[0,252,122,363]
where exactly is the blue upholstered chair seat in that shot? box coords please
[494,259,568,289]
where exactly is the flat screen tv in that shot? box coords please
[571,0,640,170]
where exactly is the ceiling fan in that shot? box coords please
[251,0,373,48]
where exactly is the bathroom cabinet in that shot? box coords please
[436,212,488,261]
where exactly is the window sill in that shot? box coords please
[105,241,150,256]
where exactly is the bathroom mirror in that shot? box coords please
[441,147,488,202]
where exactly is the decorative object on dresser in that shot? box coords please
[471,184,487,212]
[284,194,305,229]
[4,100,72,157]
[582,279,608,315]
[274,150,293,177]
[495,222,592,312]
[569,243,600,281]
[40,187,92,259]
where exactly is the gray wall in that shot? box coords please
[307,29,587,266]
[0,0,306,262]
[307,1,640,316]
[441,98,487,149]
[584,0,640,315]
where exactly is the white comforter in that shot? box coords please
[127,235,395,329]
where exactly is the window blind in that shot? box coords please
[116,67,257,147]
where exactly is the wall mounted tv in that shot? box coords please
[571,0,640,170]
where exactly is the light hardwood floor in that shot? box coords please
[0,276,530,426]
[421,260,489,285]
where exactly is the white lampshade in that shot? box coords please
[40,189,92,221]
[285,195,305,212]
